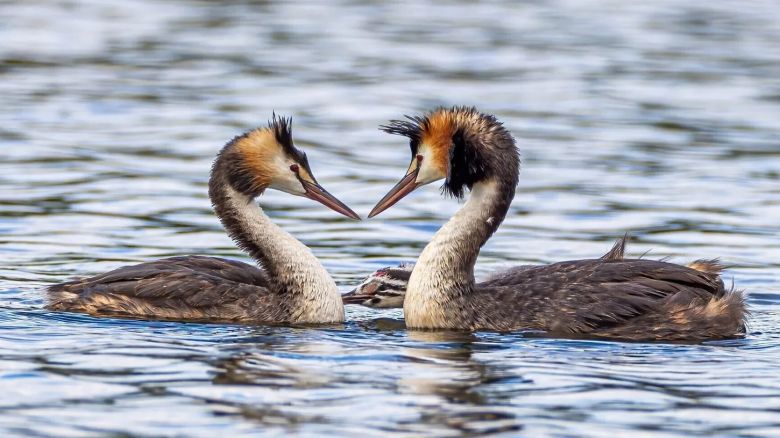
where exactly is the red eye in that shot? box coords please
[290,164,299,172]
[416,154,423,163]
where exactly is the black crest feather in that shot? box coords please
[269,112,311,174]
[270,112,294,155]
[380,114,429,155]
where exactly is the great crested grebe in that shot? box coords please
[342,240,726,310]
[368,106,746,341]
[48,115,359,324]
[342,242,625,308]
[343,262,540,308]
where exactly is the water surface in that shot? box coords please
[1,0,779,436]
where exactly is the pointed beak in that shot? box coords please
[342,288,369,305]
[301,180,361,220]
[368,161,421,218]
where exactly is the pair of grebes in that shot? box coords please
[48,107,746,341]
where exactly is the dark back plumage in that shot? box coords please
[47,256,280,321]
[467,237,744,340]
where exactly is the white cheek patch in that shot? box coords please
[270,172,306,196]
[415,147,447,186]
[269,158,306,196]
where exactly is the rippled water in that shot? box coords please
[1,0,779,436]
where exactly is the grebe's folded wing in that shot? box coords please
[480,235,629,287]
[474,258,728,334]
[48,256,274,318]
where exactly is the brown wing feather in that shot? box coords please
[600,234,628,261]
[472,256,744,340]
[47,256,281,322]
[481,236,629,287]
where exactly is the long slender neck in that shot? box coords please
[404,177,514,328]
[208,163,343,323]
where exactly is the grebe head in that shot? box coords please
[219,114,359,219]
[342,263,413,308]
[369,106,518,217]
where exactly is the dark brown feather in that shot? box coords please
[47,256,288,322]
[601,234,627,261]
[467,256,744,341]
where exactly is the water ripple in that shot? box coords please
[1,0,779,436]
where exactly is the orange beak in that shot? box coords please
[301,179,361,220]
[341,288,371,304]
[368,158,421,218]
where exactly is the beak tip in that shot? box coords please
[342,290,365,304]
[343,207,361,220]
[302,181,361,221]
[367,207,384,219]
[367,168,420,219]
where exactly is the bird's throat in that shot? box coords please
[208,166,344,323]
[404,178,512,328]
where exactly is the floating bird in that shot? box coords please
[343,263,414,308]
[342,261,536,308]
[343,243,731,312]
[368,106,746,341]
[48,115,359,324]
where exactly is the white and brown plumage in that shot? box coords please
[368,106,746,341]
[48,115,359,324]
[343,263,414,308]
[343,242,727,311]
[343,244,616,308]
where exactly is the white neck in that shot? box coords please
[222,185,344,323]
[404,179,502,328]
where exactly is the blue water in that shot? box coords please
[1,1,779,436]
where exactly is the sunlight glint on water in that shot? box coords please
[1,1,779,436]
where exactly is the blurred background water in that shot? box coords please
[1,0,779,436]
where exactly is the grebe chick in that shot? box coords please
[343,263,414,308]
[369,106,746,341]
[48,115,359,324]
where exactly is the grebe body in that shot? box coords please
[368,107,745,341]
[49,115,359,324]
